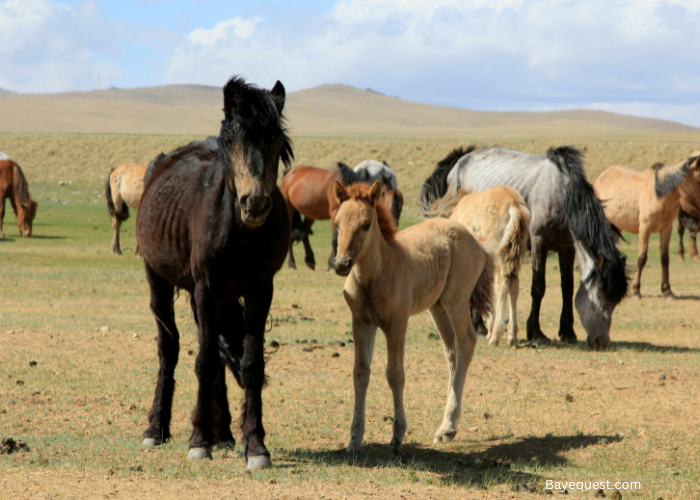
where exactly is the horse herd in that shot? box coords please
[2,77,700,470]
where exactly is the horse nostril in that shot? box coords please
[239,195,250,210]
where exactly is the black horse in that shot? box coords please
[135,76,293,469]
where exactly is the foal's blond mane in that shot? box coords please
[345,183,397,241]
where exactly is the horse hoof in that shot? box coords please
[217,440,235,450]
[665,295,676,302]
[560,336,578,345]
[531,337,550,347]
[188,447,213,460]
[433,430,456,444]
[289,263,297,270]
[247,455,272,470]
[142,437,162,447]
[305,261,316,270]
[631,294,641,301]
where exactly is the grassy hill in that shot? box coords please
[1,83,697,139]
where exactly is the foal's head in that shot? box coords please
[333,181,397,276]
[218,76,293,228]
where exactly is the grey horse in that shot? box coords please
[354,160,403,223]
[421,146,629,349]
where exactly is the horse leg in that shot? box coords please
[0,196,5,237]
[487,268,509,347]
[558,246,577,343]
[347,316,378,454]
[660,224,675,300]
[328,226,339,271]
[112,217,122,255]
[677,220,686,260]
[288,238,298,270]
[526,236,549,343]
[506,274,520,346]
[428,303,456,443]
[384,319,408,454]
[435,299,477,444]
[470,308,488,336]
[302,218,316,270]
[188,281,223,460]
[213,365,235,449]
[632,226,651,300]
[143,265,180,447]
[240,281,274,469]
[691,229,699,261]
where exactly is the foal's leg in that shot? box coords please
[659,224,675,300]
[240,281,274,469]
[188,281,223,460]
[487,268,509,347]
[526,235,549,343]
[301,218,316,270]
[347,316,378,454]
[632,225,651,300]
[428,303,457,443]
[384,319,409,454]
[506,274,520,346]
[557,246,577,343]
[435,299,477,444]
[677,219,686,260]
[143,265,179,446]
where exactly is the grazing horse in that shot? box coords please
[428,185,530,346]
[676,152,700,261]
[421,146,629,349]
[354,160,404,222]
[135,76,293,469]
[105,162,147,255]
[594,154,700,300]
[334,181,494,453]
[0,156,38,237]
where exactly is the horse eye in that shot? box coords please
[362,223,371,231]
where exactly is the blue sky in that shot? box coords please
[2,0,700,126]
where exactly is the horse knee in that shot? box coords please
[385,366,405,388]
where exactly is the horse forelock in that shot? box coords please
[344,183,397,241]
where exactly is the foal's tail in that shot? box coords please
[105,167,129,222]
[499,202,531,277]
[470,243,495,318]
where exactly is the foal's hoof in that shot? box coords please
[217,440,236,450]
[188,447,213,460]
[142,437,162,447]
[389,441,403,455]
[433,430,456,444]
[247,454,272,470]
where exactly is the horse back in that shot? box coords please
[281,165,341,221]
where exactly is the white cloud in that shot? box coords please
[188,17,260,48]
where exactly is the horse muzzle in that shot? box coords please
[240,193,272,228]
[335,256,353,276]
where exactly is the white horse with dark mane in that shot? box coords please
[421,146,629,349]
[354,160,398,190]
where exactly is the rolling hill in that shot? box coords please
[0,83,696,139]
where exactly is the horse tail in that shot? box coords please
[419,145,476,218]
[499,202,531,277]
[548,146,630,305]
[105,167,129,222]
[470,242,495,318]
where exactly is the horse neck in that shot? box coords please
[353,225,391,287]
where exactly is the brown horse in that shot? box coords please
[105,162,147,255]
[594,153,700,300]
[334,181,493,453]
[135,77,293,469]
[281,163,404,270]
[0,157,37,237]
[676,151,700,261]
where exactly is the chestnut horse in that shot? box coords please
[677,151,700,261]
[594,153,700,300]
[334,181,493,453]
[105,162,146,255]
[135,77,293,469]
[0,156,38,237]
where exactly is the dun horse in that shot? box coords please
[676,152,700,261]
[428,185,530,346]
[135,77,293,469]
[334,181,493,453]
[281,162,402,270]
[105,162,146,255]
[595,153,700,300]
[0,156,38,237]
[421,146,628,349]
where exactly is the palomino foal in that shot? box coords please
[334,181,494,453]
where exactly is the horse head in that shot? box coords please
[17,199,37,237]
[218,76,293,228]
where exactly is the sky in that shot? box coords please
[1,0,700,126]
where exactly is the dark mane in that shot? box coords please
[217,76,294,175]
[654,158,692,199]
[338,162,361,185]
[419,145,476,217]
[549,146,630,304]
[346,183,397,241]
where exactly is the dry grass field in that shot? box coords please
[1,133,700,500]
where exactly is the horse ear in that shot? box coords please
[334,181,349,204]
[369,181,382,206]
[270,80,285,113]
